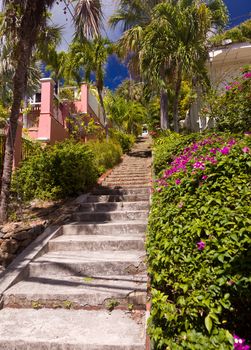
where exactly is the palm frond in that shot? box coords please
[74,0,103,40]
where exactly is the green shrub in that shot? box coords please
[109,129,135,153]
[12,140,98,200]
[201,69,251,133]
[87,140,122,175]
[148,132,251,349]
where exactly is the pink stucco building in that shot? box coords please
[1,79,106,168]
[23,78,105,145]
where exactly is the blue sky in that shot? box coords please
[52,0,251,90]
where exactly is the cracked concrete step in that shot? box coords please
[0,309,146,349]
[3,274,147,309]
[72,210,149,222]
[86,194,149,203]
[92,187,150,195]
[62,222,147,236]
[79,201,149,212]
[29,250,146,277]
[48,235,145,251]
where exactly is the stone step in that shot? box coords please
[29,250,146,277]
[103,180,149,186]
[3,274,147,309]
[79,201,149,212]
[62,222,147,236]
[48,235,145,251]
[72,210,149,222]
[92,187,150,195]
[105,185,150,188]
[112,169,148,173]
[113,166,148,170]
[111,170,148,174]
[106,176,149,181]
[102,183,149,189]
[0,309,146,349]
[86,194,149,203]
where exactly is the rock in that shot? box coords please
[12,230,31,241]
[12,225,44,241]
[3,232,14,239]
[19,238,32,248]
[1,223,19,234]
[0,239,19,254]
[0,251,16,263]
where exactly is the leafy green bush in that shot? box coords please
[12,140,98,200]
[87,139,122,175]
[201,69,251,133]
[148,132,251,349]
[109,129,135,153]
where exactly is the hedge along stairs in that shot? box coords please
[0,136,152,350]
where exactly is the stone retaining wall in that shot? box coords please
[0,224,46,270]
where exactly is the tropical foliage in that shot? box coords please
[148,131,251,349]
[201,68,251,133]
[109,129,135,153]
[0,0,103,222]
[12,138,122,201]
[111,0,228,131]
[105,91,147,136]
[66,37,114,138]
[210,19,251,46]
[87,139,122,175]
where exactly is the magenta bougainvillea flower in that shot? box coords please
[228,139,237,146]
[197,241,206,250]
[202,175,208,180]
[234,334,250,350]
[242,147,250,153]
[243,72,251,79]
[175,179,181,185]
[193,162,205,170]
[220,146,230,155]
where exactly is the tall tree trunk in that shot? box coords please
[160,90,169,130]
[23,95,28,129]
[172,63,183,133]
[0,1,45,223]
[97,87,108,141]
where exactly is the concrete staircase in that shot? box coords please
[0,136,152,349]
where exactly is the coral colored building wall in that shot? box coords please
[12,79,105,168]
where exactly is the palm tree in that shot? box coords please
[110,0,228,131]
[140,1,212,132]
[0,0,103,222]
[66,37,114,139]
[105,92,146,135]
[109,0,161,30]
[110,0,170,129]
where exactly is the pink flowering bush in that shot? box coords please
[147,132,251,349]
[202,68,251,133]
